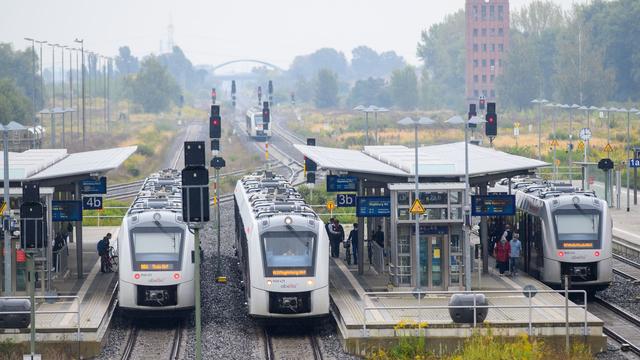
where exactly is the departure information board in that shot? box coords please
[471,195,516,216]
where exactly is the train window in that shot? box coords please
[554,210,601,249]
[262,231,316,276]
[130,227,184,271]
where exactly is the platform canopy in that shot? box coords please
[294,142,549,184]
[0,146,137,184]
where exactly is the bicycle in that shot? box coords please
[107,246,119,272]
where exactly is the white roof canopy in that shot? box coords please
[294,142,548,179]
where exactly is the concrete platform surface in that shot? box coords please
[329,257,606,356]
[0,226,119,358]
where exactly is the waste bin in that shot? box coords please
[448,293,488,324]
[0,298,31,328]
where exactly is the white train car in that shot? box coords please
[234,172,329,318]
[493,178,612,292]
[245,107,271,140]
[118,169,195,314]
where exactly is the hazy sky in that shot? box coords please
[2,0,584,71]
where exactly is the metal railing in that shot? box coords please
[53,245,69,275]
[0,295,81,356]
[371,241,385,274]
[361,289,589,337]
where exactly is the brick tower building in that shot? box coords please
[465,0,510,102]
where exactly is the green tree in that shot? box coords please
[0,79,32,125]
[496,33,541,109]
[115,46,139,75]
[416,10,465,109]
[131,56,180,113]
[314,69,338,108]
[390,66,418,110]
[347,77,391,108]
[350,46,405,80]
[0,43,44,110]
[289,48,348,80]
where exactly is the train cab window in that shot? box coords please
[554,210,601,249]
[262,231,316,277]
[130,227,184,271]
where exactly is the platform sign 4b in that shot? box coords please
[409,199,426,215]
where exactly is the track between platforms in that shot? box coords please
[263,327,323,360]
[121,320,184,360]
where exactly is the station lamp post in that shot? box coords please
[569,104,581,182]
[24,38,37,146]
[398,116,435,293]
[446,114,486,289]
[530,99,548,160]
[544,103,558,180]
[354,105,382,146]
[74,39,85,149]
[372,106,389,144]
[618,107,638,211]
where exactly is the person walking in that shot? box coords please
[347,223,358,265]
[509,233,522,276]
[493,232,511,276]
[97,233,112,273]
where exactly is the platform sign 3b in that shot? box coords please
[336,194,356,207]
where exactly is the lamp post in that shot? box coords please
[24,38,37,147]
[446,114,486,289]
[619,107,638,211]
[545,103,558,180]
[569,104,581,182]
[2,122,27,295]
[372,107,389,144]
[74,39,85,149]
[398,116,435,293]
[57,44,68,148]
[47,43,59,147]
[531,99,548,160]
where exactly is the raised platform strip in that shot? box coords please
[329,258,606,357]
[0,226,119,358]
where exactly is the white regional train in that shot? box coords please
[245,107,271,140]
[493,178,612,292]
[234,172,329,318]
[118,169,195,314]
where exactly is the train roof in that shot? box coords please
[237,171,317,220]
[128,168,182,215]
[495,176,598,200]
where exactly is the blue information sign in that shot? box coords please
[326,175,358,192]
[81,177,107,194]
[82,196,103,210]
[336,194,356,207]
[356,196,391,217]
[630,159,640,168]
[52,201,83,222]
[471,195,516,216]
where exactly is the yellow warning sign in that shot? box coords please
[555,159,561,166]
[326,200,336,211]
[550,139,559,147]
[0,201,5,215]
[409,199,426,214]
[577,141,585,151]
[604,143,613,152]
[514,122,520,128]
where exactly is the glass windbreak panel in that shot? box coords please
[262,231,315,277]
[131,227,184,271]
[397,192,410,206]
[450,207,462,220]
[254,115,263,124]
[420,237,428,287]
[554,210,601,249]
[397,208,410,220]
[420,192,448,205]
[397,225,411,254]
[423,208,448,220]
[450,191,461,204]
[431,238,442,287]
[450,234,461,253]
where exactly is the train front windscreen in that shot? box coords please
[130,227,184,271]
[262,231,316,277]
[553,209,601,249]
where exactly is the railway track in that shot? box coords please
[121,320,184,360]
[589,298,640,356]
[264,328,323,360]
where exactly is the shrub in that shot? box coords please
[136,144,155,157]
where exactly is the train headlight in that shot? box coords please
[307,280,314,286]
[557,251,565,257]
[173,273,181,280]
[594,251,600,257]
[267,280,272,286]
[134,273,141,280]
[153,213,162,221]
[284,216,293,225]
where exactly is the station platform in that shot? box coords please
[0,226,119,358]
[328,257,607,357]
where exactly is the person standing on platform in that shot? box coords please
[347,223,358,265]
[334,219,345,259]
[327,218,341,258]
[493,230,511,276]
[97,233,112,273]
[509,233,522,276]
